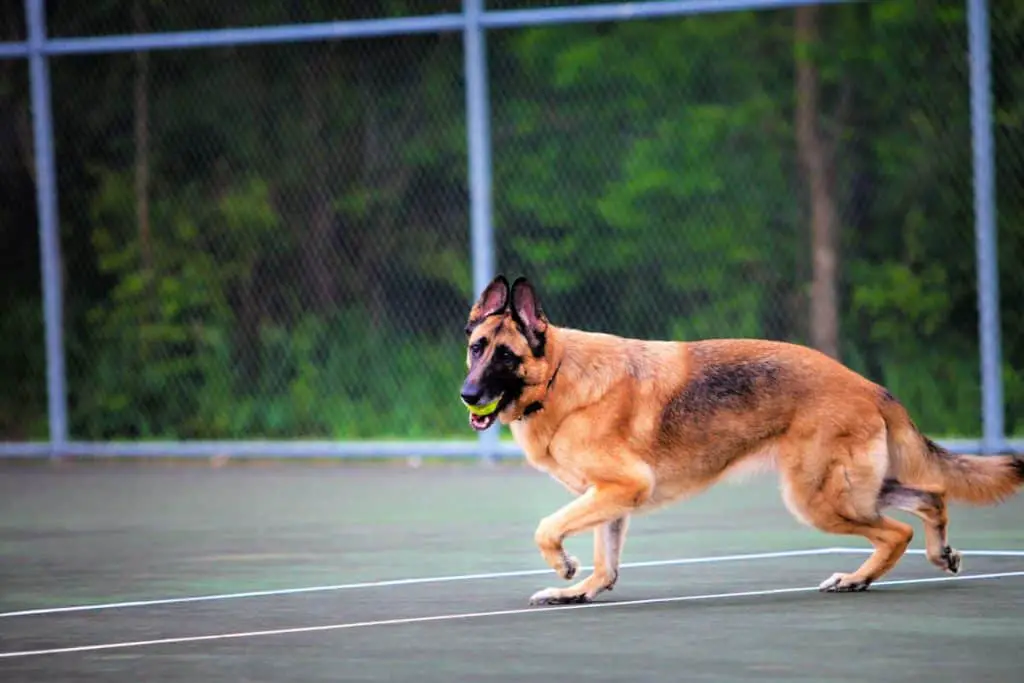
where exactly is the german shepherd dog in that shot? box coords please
[461,275,1024,605]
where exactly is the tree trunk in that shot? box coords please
[2,2,34,182]
[795,5,840,360]
[133,0,153,279]
[297,48,337,313]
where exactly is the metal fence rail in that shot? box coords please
[0,0,1011,459]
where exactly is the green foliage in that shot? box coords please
[0,298,47,439]
[849,262,951,351]
[1,0,1022,440]
[184,311,467,440]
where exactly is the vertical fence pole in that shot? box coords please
[463,0,499,462]
[967,0,1005,455]
[26,0,68,457]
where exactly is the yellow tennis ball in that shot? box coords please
[463,396,502,416]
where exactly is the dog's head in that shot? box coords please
[461,275,552,431]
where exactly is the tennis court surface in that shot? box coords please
[1,461,1022,682]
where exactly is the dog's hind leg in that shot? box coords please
[781,426,914,592]
[878,479,961,574]
[813,513,913,592]
[529,515,630,605]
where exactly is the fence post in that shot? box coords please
[25,0,68,457]
[967,0,1005,455]
[463,0,500,462]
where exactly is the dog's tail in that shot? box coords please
[880,393,1024,505]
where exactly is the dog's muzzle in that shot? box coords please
[461,383,503,431]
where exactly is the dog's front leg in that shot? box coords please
[528,476,650,605]
[529,515,630,605]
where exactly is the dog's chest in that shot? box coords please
[509,418,589,492]
[508,418,552,467]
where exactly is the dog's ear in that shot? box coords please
[511,277,548,355]
[466,274,510,332]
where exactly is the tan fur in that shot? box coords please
[464,277,1024,603]
[880,398,1023,505]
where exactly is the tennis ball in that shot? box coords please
[463,395,502,416]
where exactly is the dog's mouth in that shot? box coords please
[469,412,498,431]
[464,394,504,432]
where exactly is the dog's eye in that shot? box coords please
[470,339,487,356]
[495,346,518,366]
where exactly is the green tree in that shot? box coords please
[0,0,1021,441]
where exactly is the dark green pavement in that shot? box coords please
[1,463,1022,682]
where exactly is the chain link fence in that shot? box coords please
[492,2,987,438]
[1,0,24,40]
[49,33,469,441]
[45,2,463,37]
[0,57,45,440]
[0,0,1020,452]
[992,0,1024,437]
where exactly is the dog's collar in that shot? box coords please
[522,401,544,418]
[521,361,562,419]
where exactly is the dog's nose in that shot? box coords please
[460,383,482,406]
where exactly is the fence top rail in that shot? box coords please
[0,438,1020,459]
[0,42,28,58]
[0,0,858,59]
[480,0,850,29]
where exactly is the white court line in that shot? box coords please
[2,570,1022,660]
[4,546,1021,619]
[0,547,838,619]
[831,547,1024,557]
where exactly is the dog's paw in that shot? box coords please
[559,554,580,581]
[940,546,962,575]
[528,587,591,606]
[818,572,871,593]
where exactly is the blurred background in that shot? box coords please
[0,0,1021,456]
